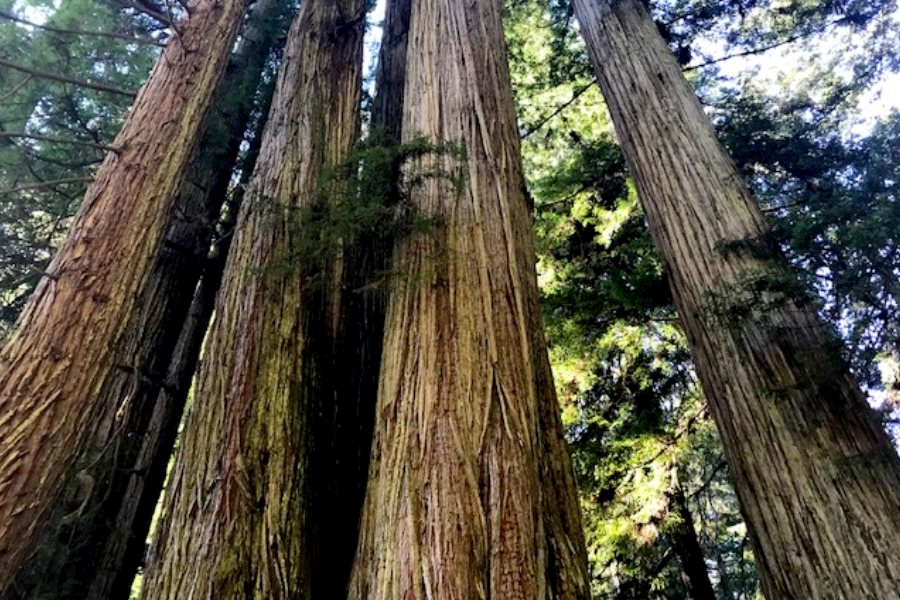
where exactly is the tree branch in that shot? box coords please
[0,74,32,102]
[683,20,842,72]
[0,58,138,98]
[687,460,729,501]
[0,9,164,46]
[1,131,119,152]
[521,79,597,140]
[518,22,840,139]
[107,0,174,26]
[0,177,93,195]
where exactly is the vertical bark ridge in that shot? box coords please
[572,1,900,598]
[347,1,589,598]
[371,0,411,144]
[0,0,250,591]
[139,2,365,599]
[326,0,414,589]
[667,479,717,600]
[3,3,291,598]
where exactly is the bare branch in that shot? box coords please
[521,78,597,140]
[0,177,93,195]
[0,9,165,46]
[0,75,32,102]
[0,58,138,98]
[107,0,174,26]
[683,20,843,72]
[1,131,120,152]
[687,460,729,501]
[518,22,839,139]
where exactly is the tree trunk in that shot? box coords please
[571,1,900,598]
[668,483,717,600]
[326,0,413,589]
[347,0,590,598]
[4,3,290,598]
[370,0,411,143]
[139,2,365,599]
[0,0,250,591]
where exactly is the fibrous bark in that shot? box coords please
[326,0,412,585]
[347,0,590,598]
[4,3,290,598]
[572,1,900,598]
[139,1,365,599]
[370,0,411,143]
[0,0,249,591]
[668,482,716,600]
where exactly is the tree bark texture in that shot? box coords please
[139,2,365,599]
[326,0,413,589]
[370,0,411,144]
[668,484,717,600]
[5,3,290,598]
[0,0,249,591]
[347,1,590,598]
[572,1,900,598]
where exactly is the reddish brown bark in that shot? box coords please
[668,483,717,600]
[5,5,291,597]
[572,0,900,598]
[0,0,249,592]
[139,1,365,598]
[347,0,589,598]
[326,0,412,586]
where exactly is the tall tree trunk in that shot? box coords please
[571,1,900,598]
[668,482,717,600]
[139,1,365,598]
[326,0,413,588]
[0,0,250,591]
[4,3,290,598]
[347,0,589,598]
[370,0,411,143]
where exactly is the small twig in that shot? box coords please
[0,9,164,46]
[0,74,32,102]
[761,200,803,214]
[163,0,182,38]
[0,177,93,195]
[1,131,120,152]
[0,58,137,98]
[635,405,708,471]
[535,184,589,210]
[687,460,729,501]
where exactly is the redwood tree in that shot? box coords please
[571,0,900,598]
[347,0,589,597]
[139,1,366,598]
[0,0,250,591]
[326,0,412,583]
[2,2,291,598]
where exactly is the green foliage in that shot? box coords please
[712,85,900,391]
[502,0,900,598]
[0,0,163,337]
[502,3,747,597]
[0,0,895,596]
[252,133,466,288]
